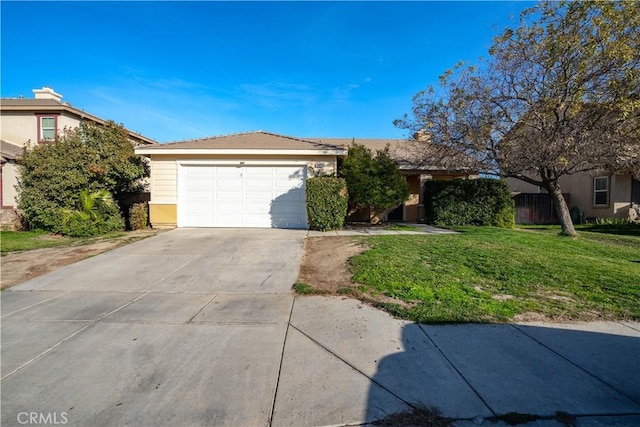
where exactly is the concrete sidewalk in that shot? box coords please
[273,296,640,427]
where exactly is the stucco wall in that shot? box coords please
[1,162,18,207]
[0,111,80,146]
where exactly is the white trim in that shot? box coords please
[593,175,610,207]
[135,148,346,156]
[176,159,310,167]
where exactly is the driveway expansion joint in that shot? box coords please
[288,321,416,412]
[417,323,497,417]
[0,291,71,319]
[268,291,296,426]
[510,324,640,406]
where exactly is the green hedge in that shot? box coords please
[306,177,348,231]
[424,178,515,228]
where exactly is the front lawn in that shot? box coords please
[1,230,127,254]
[350,226,640,323]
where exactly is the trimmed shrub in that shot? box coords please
[129,202,149,230]
[424,178,515,228]
[340,143,409,222]
[306,177,348,231]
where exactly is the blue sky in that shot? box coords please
[1,1,533,143]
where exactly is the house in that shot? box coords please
[305,138,477,223]
[507,173,640,223]
[0,87,157,216]
[135,131,477,229]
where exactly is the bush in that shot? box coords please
[129,202,149,230]
[424,178,515,228]
[340,143,409,222]
[306,177,348,231]
[17,121,147,233]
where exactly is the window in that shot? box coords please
[593,176,609,206]
[38,116,57,141]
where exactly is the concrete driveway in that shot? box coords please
[1,228,305,427]
[2,228,640,426]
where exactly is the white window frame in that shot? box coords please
[39,116,57,141]
[593,176,609,207]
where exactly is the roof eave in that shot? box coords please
[134,148,347,156]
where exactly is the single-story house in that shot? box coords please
[0,87,156,216]
[507,172,640,223]
[135,131,477,229]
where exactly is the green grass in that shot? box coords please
[350,226,640,323]
[1,230,127,254]
[384,224,421,231]
[293,282,330,295]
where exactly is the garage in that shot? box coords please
[134,131,346,229]
[178,164,307,228]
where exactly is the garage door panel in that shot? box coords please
[180,165,307,228]
[245,180,276,190]
[216,191,243,200]
[245,192,274,201]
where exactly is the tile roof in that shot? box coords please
[1,99,64,107]
[142,131,344,151]
[305,137,476,171]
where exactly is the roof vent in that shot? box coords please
[32,86,63,102]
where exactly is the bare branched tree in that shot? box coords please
[395,0,640,236]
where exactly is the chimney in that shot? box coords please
[33,86,63,102]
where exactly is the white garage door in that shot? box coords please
[179,165,307,228]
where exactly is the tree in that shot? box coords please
[340,143,409,223]
[395,0,640,236]
[17,121,148,233]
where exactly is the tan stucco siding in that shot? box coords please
[0,111,81,146]
[612,174,633,218]
[58,115,81,135]
[146,154,338,204]
[1,163,18,207]
[0,113,37,145]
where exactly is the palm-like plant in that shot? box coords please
[62,190,117,224]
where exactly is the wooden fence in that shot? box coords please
[513,193,570,225]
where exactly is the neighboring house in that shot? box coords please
[507,173,640,223]
[0,87,157,213]
[135,131,477,229]
[0,141,23,217]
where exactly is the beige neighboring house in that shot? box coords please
[135,131,477,229]
[0,87,156,215]
[507,172,640,222]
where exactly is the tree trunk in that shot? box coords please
[544,180,577,237]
